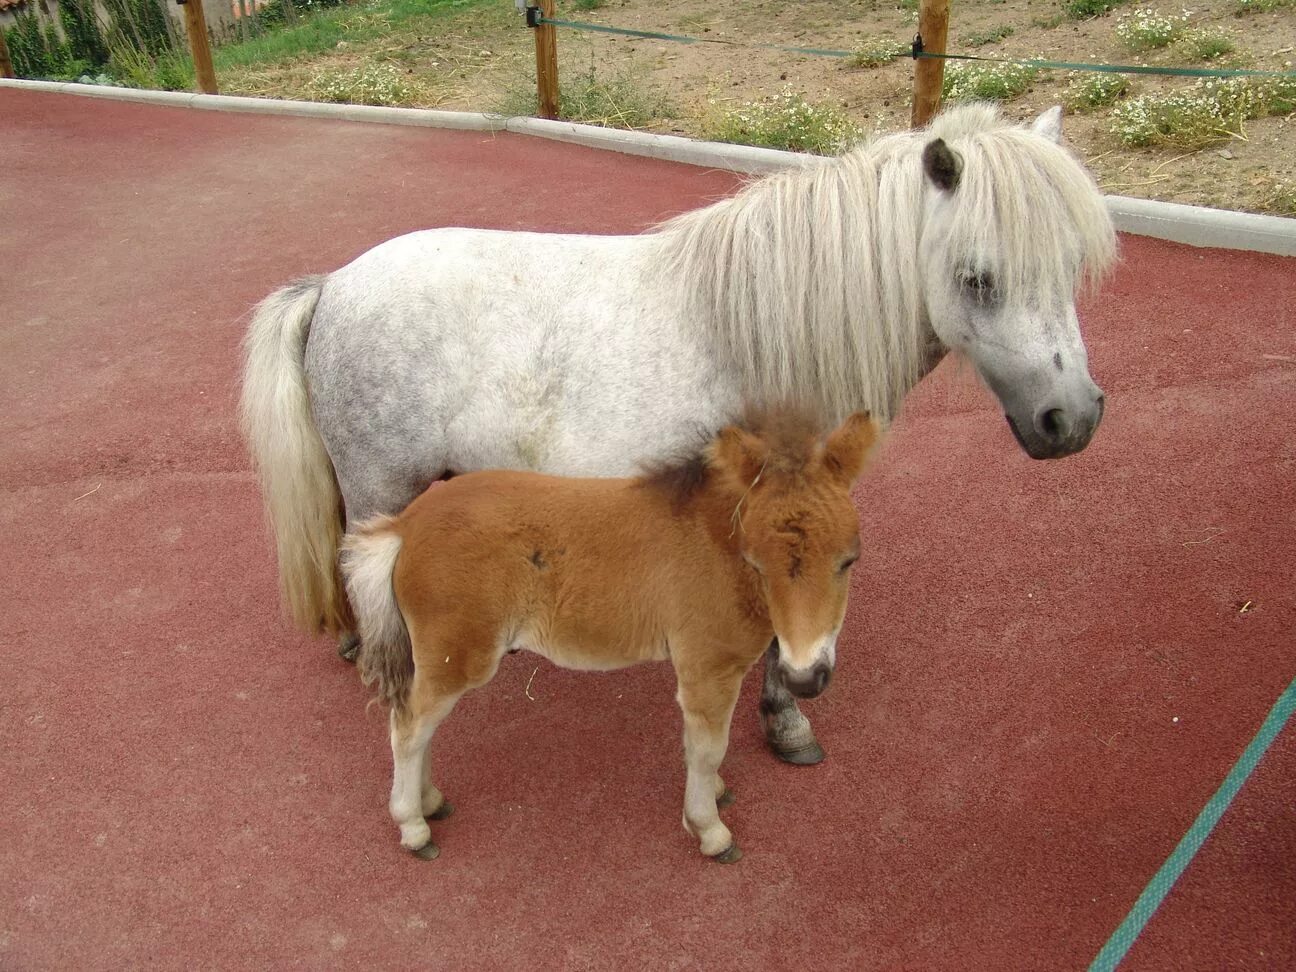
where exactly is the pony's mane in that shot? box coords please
[654,103,1116,424]
[637,407,826,508]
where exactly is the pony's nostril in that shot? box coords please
[1036,407,1070,441]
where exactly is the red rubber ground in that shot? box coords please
[2,87,1292,971]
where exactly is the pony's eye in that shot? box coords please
[961,270,997,301]
[838,555,859,575]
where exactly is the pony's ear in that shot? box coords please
[710,426,770,492]
[821,412,881,486]
[1031,105,1064,143]
[922,138,962,193]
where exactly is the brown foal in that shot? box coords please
[342,410,880,862]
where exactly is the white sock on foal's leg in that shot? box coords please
[389,712,437,852]
[677,675,742,861]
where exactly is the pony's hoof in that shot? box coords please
[337,634,361,664]
[711,843,743,864]
[716,788,736,809]
[427,800,455,821]
[771,739,826,766]
[410,841,440,861]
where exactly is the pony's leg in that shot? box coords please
[759,639,825,765]
[338,633,361,662]
[676,667,745,862]
[389,683,461,859]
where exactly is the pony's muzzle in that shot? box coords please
[1008,385,1105,460]
[780,660,834,699]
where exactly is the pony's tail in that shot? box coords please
[240,276,352,636]
[341,519,413,716]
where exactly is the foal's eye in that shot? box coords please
[960,270,997,302]
[838,555,859,575]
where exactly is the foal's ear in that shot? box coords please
[922,138,963,193]
[1031,105,1064,143]
[821,412,881,486]
[710,426,770,491]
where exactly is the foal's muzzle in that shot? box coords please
[781,661,833,699]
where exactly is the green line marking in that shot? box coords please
[1090,676,1296,972]
[915,50,1296,79]
[537,16,1296,79]
[538,17,854,58]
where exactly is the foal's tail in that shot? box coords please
[240,276,352,635]
[341,520,413,715]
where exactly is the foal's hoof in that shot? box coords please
[410,841,441,861]
[427,800,455,821]
[716,788,736,809]
[337,634,361,664]
[770,739,826,766]
[711,843,743,864]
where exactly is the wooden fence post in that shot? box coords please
[911,0,949,128]
[0,26,15,80]
[533,0,559,120]
[180,0,219,95]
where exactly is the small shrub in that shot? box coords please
[497,65,672,128]
[1263,180,1296,217]
[108,42,194,90]
[310,63,421,106]
[1063,0,1128,19]
[1110,89,1235,147]
[1115,8,1192,51]
[942,60,1039,102]
[1233,0,1293,12]
[1110,76,1296,148]
[1066,72,1130,111]
[1179,28,1237,60]
[963,25,1014,47]
[557,67,673,126]
[847,37,908,69]
[706,87,862,155]
[1260,74,1296,114]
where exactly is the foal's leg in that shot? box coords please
[759,639,825,765]
[389,682,461,859]
[677,667,745,862]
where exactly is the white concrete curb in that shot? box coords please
[5,79,1294,255]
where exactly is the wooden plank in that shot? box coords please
[534,0,559,120]
[182,0,219,95]
[0,26,15,80]
[911,0,949,128]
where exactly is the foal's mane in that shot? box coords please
[637,407,825,509]
[653,103,1115,424]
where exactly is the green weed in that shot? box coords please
[1062,0,1128,19]
[497,65,673,128]
[706,87,862,155]
[963,24,1014,47]
[846,37,908,68]
[1179,28,1237,60]
[1114,7,1192,50]
[1233,0,1293,12]
[942,60,1038,102]
[1066,72,1130,111]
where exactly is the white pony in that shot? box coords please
[241,104,1116,764]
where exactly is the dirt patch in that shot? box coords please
[228,0,1296,215]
